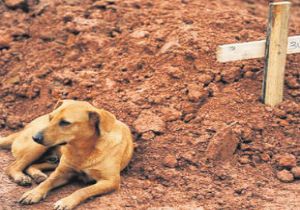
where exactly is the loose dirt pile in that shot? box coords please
[0,0,299,209]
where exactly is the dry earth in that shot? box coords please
[0,0,299,209]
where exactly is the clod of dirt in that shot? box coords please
[239,155,251,164]
[275,153,297,168]
[133,110,166,134]
[221,67,241,83]
[166,66,184,79]
[163,154,178,168]
[291,167,300,179]
[4,0,28,11]
[160,107,182,122]
[187,84,208,102]
[0,34,11,50]
[198,74,213,85]
[206,126,239,162]
[6,115,23,130]
[286,77,299,89]
[141,131,156,140]
[276,170,294,183]
[243,71,254,79]
[130,30,150,39]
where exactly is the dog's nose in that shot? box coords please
[32,132,44,144]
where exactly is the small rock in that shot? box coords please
[187,84,208,102]
[4,0,27,10]
[273,108,286,118]
[141,131,156,140]
[134,110,166,134]
[6,75,20,85]
[291,167,300,179]
[130,30,150,38]
[278,120,289,127]
[166,66,184,79]
[221,68,241,83]
[260,153,271,162]
[206,126,239,162]
[244,71,254,78]
[276,170,294,183]
[286,77,299,89]
[239,155,251,164]
[163,155,177,168]
[6,115,23,130]
[198,74,213,85]
[160,107,182,122]
[0,34,11,50]
[276,153,297,168]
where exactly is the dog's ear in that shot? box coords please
[88,111,100,136]
[99,110,116,133]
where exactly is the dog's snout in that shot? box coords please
[32,132,44,144]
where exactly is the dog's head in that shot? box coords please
[32,100,116,147]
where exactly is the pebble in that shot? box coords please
[0,35,11,50]
[130,30,150,39]
[166,66,184,79]
[187,84,208,102]
[163,155,178,168]
[276,153,297,168]
[160,107,182,122]
[198,74,213,85]
[276,170,294,183]
[4,0,26,9]
[133,110,166,134]
[221,67,241,83]
[291,167,300,179]
[238,155,251,164]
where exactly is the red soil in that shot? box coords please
[0,0,299,209]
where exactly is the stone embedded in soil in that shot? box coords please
[4,0,27,9]
[6,115,23,129]
[243,71,254,78]
[0,37,10,50]
[166,66,184,79]
[160,107,182,122]
[275,153,297,168]
[206,126,239,162]
[291,167,300,179]
[221,67,241,83]
[276,170,294,183]
[133,110,166,134]
[273,108,287,119]
[141,131,156,140]
[130,30,150,38]
[163,155,178,168]
[286,77,299,89]
[187,84,208,102]
[238,155,251,164]
[198,74,213,85]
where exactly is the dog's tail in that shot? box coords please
[0,134,16,149]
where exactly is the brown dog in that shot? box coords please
[0,100,134,210]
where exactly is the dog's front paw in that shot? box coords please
[12,173,32,186]
[32,172,48,184]
[54,197,77,210]
[19,188,46,205]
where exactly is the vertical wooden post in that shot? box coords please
[263,1,291,107]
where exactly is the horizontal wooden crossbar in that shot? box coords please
[217,35,300,62]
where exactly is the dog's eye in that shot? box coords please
[59,119,71,127]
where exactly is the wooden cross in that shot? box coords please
[217,1,299,107]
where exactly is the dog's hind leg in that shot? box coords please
[7,142,47,186]
[26,162,58,183]
[0,133,18,149]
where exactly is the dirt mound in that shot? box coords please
[0,0,299,209]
